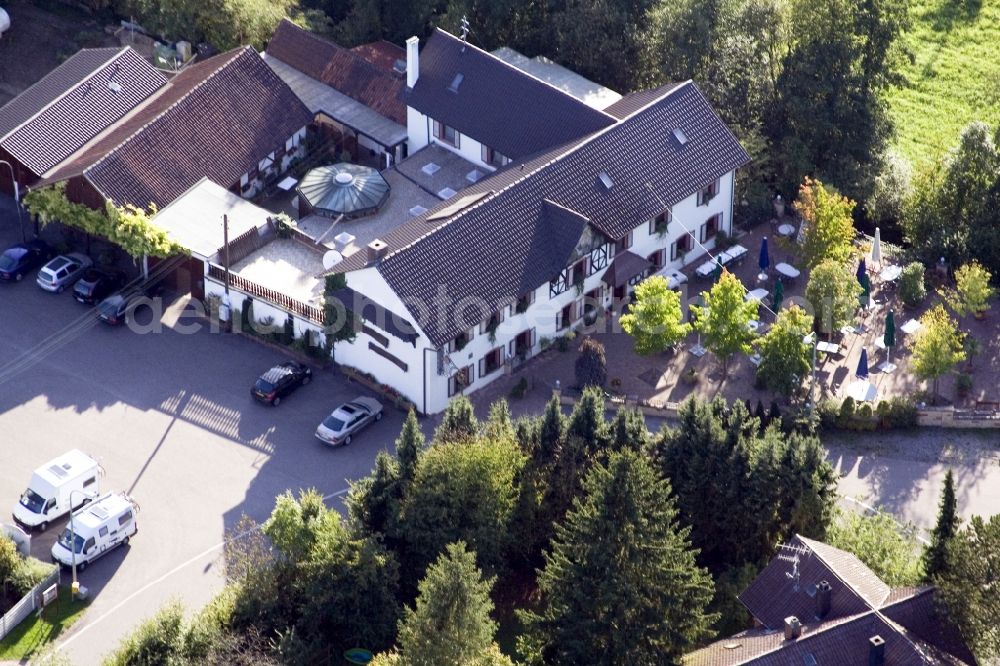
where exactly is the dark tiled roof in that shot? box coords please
[1,48,165,176]
[602,250,652,286]
[406,29,617,159]
[881,588,978,665]
[603,82,686,120]
[353,81,748,347]
[0,47,123,139]
[351,40,406,73]
[266,19,406,124]
[43,47,313,209]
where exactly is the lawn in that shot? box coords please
[0,586,89,661]
[888,0,1000,170]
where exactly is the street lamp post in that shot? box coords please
[0,160,26,242]
[68,490,97,599]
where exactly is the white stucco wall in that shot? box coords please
[405,107,503,171]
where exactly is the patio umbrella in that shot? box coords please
[856,348,869,379]
[759,236,770,272]
[859,273,871,309]
[772,279,784,314]
[884,309,896,365]
[856,258,867,286]
[711,256,724,283]
[872,227,883,266]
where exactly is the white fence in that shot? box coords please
[0,566,60,641]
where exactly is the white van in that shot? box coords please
[12,450,102,531]
[51,492,138,571]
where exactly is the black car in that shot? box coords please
[251,362,313,406]
[96,287,151,326]
[73,267,127,304]
[0,239,51,282]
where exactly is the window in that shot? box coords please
[479,347,504,376]
[99,527,108,537]
[449,329,472,352]
[615,231,632,253]
[118,511,133,526]
[648,249,666,271]
[512,291,535,315]
[671,234,693,261]
[697,179,720,206]
[84,537,95,552]
[557,302,575,330]
[701,213,722,242]
[509,329,536,359]
[432,120,460,148]
[583,287,602,323]
[480,310,504,335]
[571,258,588,286]
[650,210,670,236]
[83,476,96,488]
[481,145,508,168]
[449,365,472,396]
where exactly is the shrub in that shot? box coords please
[10,556,55,596]
[539,336,552,351]
[839,397,856,419]
[556,333,574,352]
[104,601,185,666]
[956,372,973,396]
[282,315,294,346]
[510,377,529,400]
[857,403,873,419]
[714,229,733,251]
[865,148,913,226]
[817,399,841,430]
[575,338,607,388]
[240,297,253,332]
[898,262,926,307]
[886,397,918,428]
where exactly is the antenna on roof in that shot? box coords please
[459,16,470,49]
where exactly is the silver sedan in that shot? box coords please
[315,396,383,446]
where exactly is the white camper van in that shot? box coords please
[51,492,138,571]
[12,450,102,531]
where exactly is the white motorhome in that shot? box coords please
[51,492,138,571]
[12,449,102,531]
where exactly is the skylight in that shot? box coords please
[598,171,614,191]
[448,73,464,93]
[672,127,688,145]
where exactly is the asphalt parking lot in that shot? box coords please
[0,202,404,663]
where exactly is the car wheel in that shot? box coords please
[302,375,311,385]
[344,434,352,446]
[78,560,87,572]
[57,285,65,293]
[123,536,130,546]
[15,272,22,282]
[39,521,48,532]
[272,396,281,406]
[375,411,383,421]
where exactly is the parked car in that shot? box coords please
[73,267,127,304]
[36,253,93,292]
[0,239,51,282]
[315,397,383,446]
[96,286,153,326]
[251,362,313,406]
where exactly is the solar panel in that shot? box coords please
[89,505,109,520]
[48,464,68,479]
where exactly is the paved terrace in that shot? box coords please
[467,219,1000,417]
[231,237,326,307]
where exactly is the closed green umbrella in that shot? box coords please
[711,256,724,283]
[884,310,896,366]
[859,273,871,309]
[772,279,784,316]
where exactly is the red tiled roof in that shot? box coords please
[42,47,312,209]
[881,588,979,665]
[266,19,406,124]
[351,40,406,74]
[1,48,165,177]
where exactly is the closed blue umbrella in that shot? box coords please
[856,348,869,379]
[856,258,867,286]
[759,236,770,272]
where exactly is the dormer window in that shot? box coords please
[598,171,614,191]
[448,73,464,93]
[672,127,688,146]
[697,180,719,206]
[432,120,460,148]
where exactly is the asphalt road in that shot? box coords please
[0,203,404,664]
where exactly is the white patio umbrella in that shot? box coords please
[871,227,882,267]
[845,379,877,402]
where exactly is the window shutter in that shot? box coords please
[530,328,536,347]
[509,339,515,357]
[479,357,486,376]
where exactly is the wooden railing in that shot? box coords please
[207,264,324,324]
[221,224,273,266]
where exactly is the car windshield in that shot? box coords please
[0,249,25,269]
[57,529,86,554]
[255,379,275,393]
[98,295,124,314]
[19,488,47,513]
[322,415,347,432]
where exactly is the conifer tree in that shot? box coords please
[923,469,959,579]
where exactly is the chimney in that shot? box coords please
[816,580,832,619]
[868,635,885,666]
[406,36,419,88]
[367,239,389,264]
[783,616,802,641]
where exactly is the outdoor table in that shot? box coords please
[816,341,840,355]
[879,265,902,282]
[748,320,761,332]
[775,262,800,279]
[658,268,688,290]
[695,260,719,278]
[722,244,749,265]
[277,176,298,191]
[745,288,769,302]
[777,223,796,237]
[900,318,922,335]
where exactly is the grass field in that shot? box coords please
[888,0,1000,170]
[0,586,88,661]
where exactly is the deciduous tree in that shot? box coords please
[756,305,813,396]
[805,259,862,340]
[574,337,607,388]
[827,508,923,586]
[945,260,995,317]
[619,276,691,356]
[908,304,966,402]
[794,177,857,270]
[695,271,759,375]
